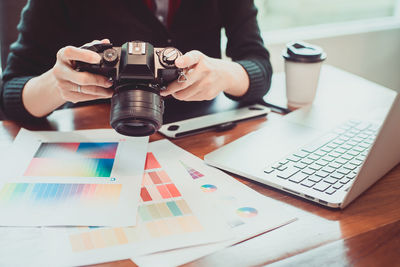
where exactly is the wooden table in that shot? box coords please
[1,66,399,266]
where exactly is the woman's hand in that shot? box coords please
[52,39,113,103]
[161,50,250,101]
[22,39,114,117]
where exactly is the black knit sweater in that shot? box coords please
[1,0,272,121]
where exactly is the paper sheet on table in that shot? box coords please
[0,128,148,227]
[40,142,233,266]
[0,227,60,267]
[132,140,297,267]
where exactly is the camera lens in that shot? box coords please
[110,86,164,137]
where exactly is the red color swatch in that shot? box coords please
[144,153,161,170]
[140,187,152,202]
[166,183,181,198]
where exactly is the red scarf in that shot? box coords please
[143,0,181,28]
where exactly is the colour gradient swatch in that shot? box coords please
[24,142,118,177]
[68,215,203,252]
[140,171,181,202]
[180,161,204,179]
[68,154,204,252]
[144,153,161,170]
[138,199,192,221]
[0,182,122,205]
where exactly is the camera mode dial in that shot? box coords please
[159,47,182,68]
[102,48,119,66]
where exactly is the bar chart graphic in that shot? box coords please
[180,161,204,179]
[24,142,118,177]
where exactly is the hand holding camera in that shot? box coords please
[75,40,184,137]
[52,39,114,103]
[161,49,251,103]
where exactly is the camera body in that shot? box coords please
[75,41,183,137]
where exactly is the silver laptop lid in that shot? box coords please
[342,92,400,208]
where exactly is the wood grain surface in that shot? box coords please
[1,66,398,266]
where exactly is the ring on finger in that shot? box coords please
[77,84,82,93]
[178,68,193,83]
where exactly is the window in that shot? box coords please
[254,0,399,31]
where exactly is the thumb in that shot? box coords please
[175,50,203,68]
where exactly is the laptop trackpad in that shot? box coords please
[205,119,323,176]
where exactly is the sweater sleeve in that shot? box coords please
[220,0,272,103]
[1,0,72,121]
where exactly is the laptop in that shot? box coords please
[205,92,400,208]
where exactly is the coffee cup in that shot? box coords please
[282,41,326,109]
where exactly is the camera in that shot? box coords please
[75,41,184,137]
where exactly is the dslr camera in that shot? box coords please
[75,41,184,136]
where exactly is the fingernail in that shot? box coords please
[105,81,113,87]
[160,91,168,96]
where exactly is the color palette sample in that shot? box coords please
[200,184,217,193]
[138,199,192,221]
[67,153,205,252]
[180,161,204,179]
[0,182,122,206]
[236,207,258,218]
[144,153,161,170]
[68,215,203,252]
[140,171,181,202]
[24,142,118,177]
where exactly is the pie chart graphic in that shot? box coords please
[200,184,217,193]
[236,207,258,218]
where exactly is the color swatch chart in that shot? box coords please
[140,170,181,202]
[67,153,204,253]
[68,214,203,252]
[0,182,122,206]
[180,161,204,179]
[24,142,118,177]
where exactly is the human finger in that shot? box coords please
[53,62,112,87]
[174,50,204,69]
[161,68,200,96]
[59,90,111,104]
[57,45,101,64]
[63,80,113,97]
[171,81,203,101]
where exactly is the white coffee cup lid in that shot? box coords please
[282,41,327,63]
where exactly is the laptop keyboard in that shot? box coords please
[264,120,379,196]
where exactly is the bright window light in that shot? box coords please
[254,0,399,31]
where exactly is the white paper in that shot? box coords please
[0,129,148,227]
[132,140,297,267]
[41,143,233,266]
[0,139,296,267]
[0,227,59,267]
